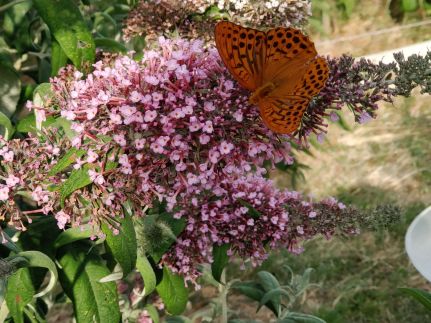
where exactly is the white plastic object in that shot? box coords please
[405,205,431,282]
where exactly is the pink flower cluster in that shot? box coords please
[163,174,360,281]
[0,135,60,240]
[46,37,292,216]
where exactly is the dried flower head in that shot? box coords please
[122,0,311,41]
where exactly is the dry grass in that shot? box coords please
[276,94,431,205]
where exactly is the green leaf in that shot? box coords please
[165,317,191,323]
[144,304,160,323]
[2,0,32,33]
[0,62,20,117]
[257,271,281,316]
[156,267,188,315]
[136,252,157,296]
[16,112,56,133]
[0,111,14,140]
[337,0,356,17]
[399,287,431,311]
[14,251,58,297]
[102,211,137,276]
[149,212,186,263]
[59,166,92,207]
[211,243,230,283]
[401,0,418,12]
[5,267,35,323]
[38,58,51,83]
[51,39,69,76]
[48,148,86,176]
[33,0,95,68]
[50,117,76,139]
[259,288,292,311]
[33,83,53,100]
[94,38,128,53]
[279,312,326,323]
[54,224,95,249]
[231,281,265,302]
[58,243,120,323]
[237,199,261,218]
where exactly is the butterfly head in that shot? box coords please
[249,82,276,105]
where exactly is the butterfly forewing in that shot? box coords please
[215,21,266,91]
[259,96,310,134]
[263,27,317,86]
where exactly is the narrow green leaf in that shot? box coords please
[136,252,157,296]
[0,111,14,140]
[5,267,34,323]
[59,166,92,207]
[33,0,95,68]
[13,251,58,297]
[156,267,188,315]
[48,148,86,176]
[94,38,128,53]
[0,62,20,117]
[102,211,137,276]
[51,39,69,76]
[54,224,95,249]
[257,271,281,316]
[399,287,431,311]
[58,243,120,323]
[211,243,230,283]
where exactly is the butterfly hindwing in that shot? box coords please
[258,96,310,134]
[293,57,329,97]
[215,21,266,91]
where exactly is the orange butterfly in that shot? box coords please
[214,21,329,134]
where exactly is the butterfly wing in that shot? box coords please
[291,56,329,97]
[258,96,310,134]
[271,56,329,98]
[215,21,266,91]
[263,27,318,89]
[261,57,330,134]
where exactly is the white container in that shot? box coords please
[405,206,431,282]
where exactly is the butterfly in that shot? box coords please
[214,21,329,134]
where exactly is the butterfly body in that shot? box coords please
[215,21,329,134]
[249,82,276,105]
